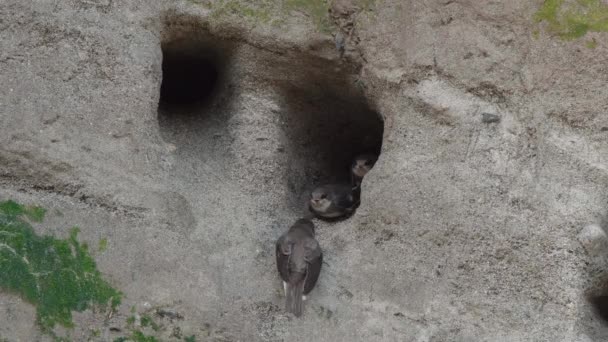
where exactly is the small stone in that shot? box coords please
[165,143,177,153]
[601,127,608,132]
[338,286,354,300]
[42,113,60,125]
[156,308,184,320]
[335,32,346,57]
[481,113,501,123]
[578,224,608,256]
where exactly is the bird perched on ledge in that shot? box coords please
[351,154,378,187]
[276,219,323,317]
[309,183,360,219]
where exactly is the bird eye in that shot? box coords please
[320,194,327,199]
[364,160,373,166]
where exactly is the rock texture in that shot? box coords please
[1,0,608,341]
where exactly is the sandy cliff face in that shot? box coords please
[1,0,607,341]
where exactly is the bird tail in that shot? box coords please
[285,280,305,317]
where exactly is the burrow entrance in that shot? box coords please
[156,16,237,168]
[582,271,608,340]
[159,45,219,109]
[590,293,608,324]
[585,217,608,332]
[277,71,384,209]
[157,24,234,117]
[157,14,384,216]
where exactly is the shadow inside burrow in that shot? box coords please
[276,63,384,213]
[156,14,239,159]
[580,214,608,339]
[582,272,608,337]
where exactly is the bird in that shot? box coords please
[350,154,378,187]
[309,184,360,219]
[276,219,323,317]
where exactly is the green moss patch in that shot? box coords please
[210,0,274,24]
[285,0,332,32]
[98,237,108,253]
[115,310,163,341]
[0,200,121,331]
[140,314,160,331]
[535,0,608,40]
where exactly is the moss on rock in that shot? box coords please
[0,200,121,331]
[535,0,608,40]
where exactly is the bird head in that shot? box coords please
[310,188,332,212]
[351,154,378,178]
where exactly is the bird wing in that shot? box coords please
[303,238,323,295]
[333,186,358,210]
[276,235,292,282]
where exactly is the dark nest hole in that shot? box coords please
[157,31,234,119]
[278,70,384,209]
[159,47,219,109]
[582,218,608,339]
[585,272,608,335]
[588,217,608,324]
[590,293,608,324]
[156,19,237,148]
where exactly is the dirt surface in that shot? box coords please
[1,0,608,341]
